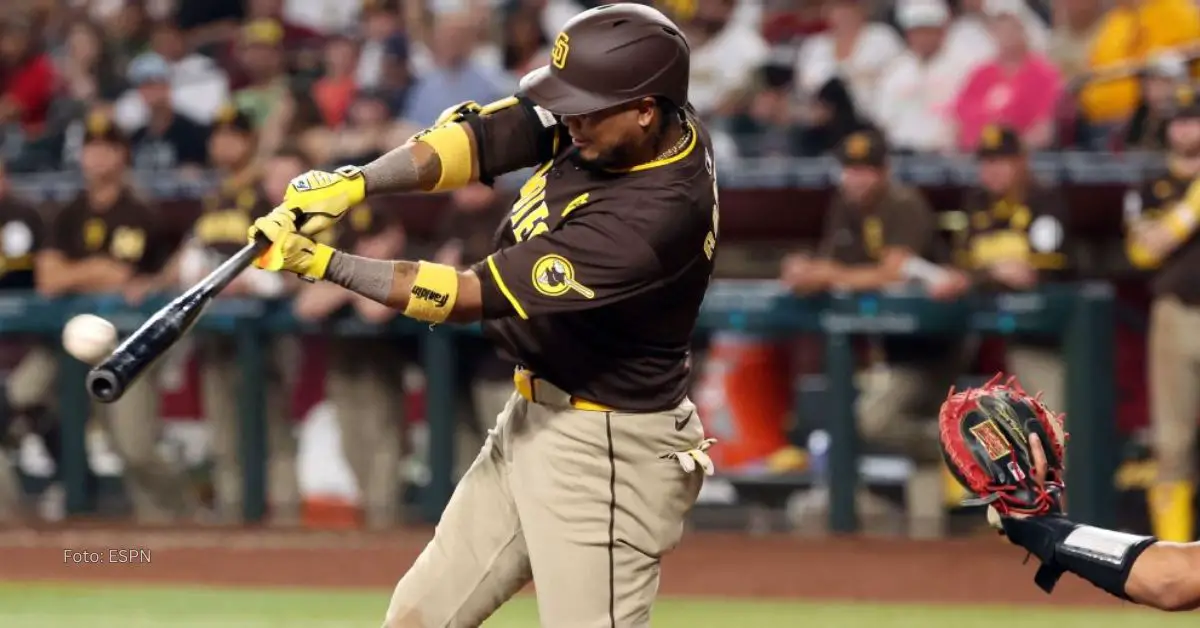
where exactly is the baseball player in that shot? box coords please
[1125,86,1200,543]
[941,379,1200,612]
[248,5,718,626]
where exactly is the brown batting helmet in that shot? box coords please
[520,3,690,116]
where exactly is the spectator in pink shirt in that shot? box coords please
[952,0,1063,153]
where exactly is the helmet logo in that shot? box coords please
[551,32,570,70]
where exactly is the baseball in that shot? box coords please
[62,314,118,365]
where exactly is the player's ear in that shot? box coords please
[636,98,656,129]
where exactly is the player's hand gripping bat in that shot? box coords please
[85,208,303,403]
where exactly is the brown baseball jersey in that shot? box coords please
[0,196,45,290]
[1128,169,1200,304]
[193,171,274,256]
[465,96,719,412]
[957,182,1072,282]
[817,182,955,363]
[818,183,943,265]
[46,188,166,275]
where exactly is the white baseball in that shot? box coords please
[62,314,118,365]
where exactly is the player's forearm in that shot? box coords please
[361,123,479,196]
[323,252,484,323]
[37,255,133,295]
[1125,542,1200,611]
[361,140,441,195]
[827,263,902,291]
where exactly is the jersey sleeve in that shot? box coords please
[471,200,699,320]
[464,95,560,184]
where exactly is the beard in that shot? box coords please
[568,143,639,172]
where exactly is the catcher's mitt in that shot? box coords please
[938,373,1068,517]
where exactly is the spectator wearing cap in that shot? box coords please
[681,0,770,120]
[1080,0,1200,132]
[875,0,977,153]
[127,54,210,172]
[400,11,507,128]
[313,35,360,128]
[1047,0,1106,82]
[942,0,1051,72]
[951,0,1063,152]
[356,0,404,89]
[953,124,1071,413]
[0,17,57,140]
[780,128,966,538]
[113,22,231,130]
[31,111,195,524]
[233,20,291,130]
[795,0,903,123]
[1123,52,1192,151]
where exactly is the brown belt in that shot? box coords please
[513,369,612,412]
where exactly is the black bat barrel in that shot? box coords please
[86,240,268,403]
[85,289,209,402]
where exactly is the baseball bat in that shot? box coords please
[85,209,300,403]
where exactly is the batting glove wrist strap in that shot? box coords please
[1001,515,1156,600]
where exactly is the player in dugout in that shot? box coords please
[247,4,720,627]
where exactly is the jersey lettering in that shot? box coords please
[510,162,555,242]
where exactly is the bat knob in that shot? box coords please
[86,368,125,404]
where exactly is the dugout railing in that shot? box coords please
[0,282,1117,532]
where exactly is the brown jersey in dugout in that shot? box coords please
[1126,168,1200,305]
[465,96,719,412]
[0,197,45,289]
[193,172,275,256]
[46,188,166,275]
[956,182,1072,282]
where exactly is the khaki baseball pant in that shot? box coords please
[1146,296,1200,541]
[0,448,21,521]
[326,339,405,529]
[8,345,196,523]
[199,336,300,525]
[384,374,709,628]
[456,377,512,480]
[857,350,969,538]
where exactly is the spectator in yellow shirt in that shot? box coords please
[1079,0,1200,128]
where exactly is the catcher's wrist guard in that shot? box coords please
[1002,516,1157,600]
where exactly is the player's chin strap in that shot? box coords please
[1000,515,1158,601]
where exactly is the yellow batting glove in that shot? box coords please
[250,210,336,282]
[280,166,367,237]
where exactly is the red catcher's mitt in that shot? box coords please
[938,373,1069,517]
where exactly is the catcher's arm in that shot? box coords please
[999,434,1199,611]
[1124,542,1200,611]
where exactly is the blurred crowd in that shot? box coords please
[0,0,1199,173]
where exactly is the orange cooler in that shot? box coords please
[695,332,793,472]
